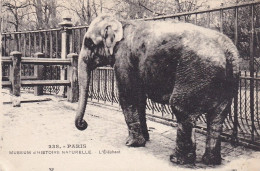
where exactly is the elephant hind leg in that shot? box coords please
[170,106,197,165]
[202,100,230,165]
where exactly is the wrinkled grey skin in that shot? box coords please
[75,15,240,165]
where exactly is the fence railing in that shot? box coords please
[2,51,79,106]
[2,1,260,148]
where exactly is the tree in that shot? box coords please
[2,0,31,31]
[32,0,59,29]
[62,0,100,25]
[112,0,208,19]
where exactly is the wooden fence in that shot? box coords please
[2,51,79,106]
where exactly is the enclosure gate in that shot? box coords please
[1,1,260,149]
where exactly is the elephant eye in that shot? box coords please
[84,38,95,49]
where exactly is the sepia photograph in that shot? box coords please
[1,0,260,170]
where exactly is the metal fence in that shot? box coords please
[88,67,260,149]
[1,1,260,148]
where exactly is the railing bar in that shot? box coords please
[72,29,75,53]
[2,28,62,34]
[239,78,242,131]
[55,30,58,58]
[4,34,7,55]
[39,32,42,52]
[256,78,259,130]
[79,28,82,51]
[8,34,11,55]
[0,57,71,64]
[244,74,251,133]
[2,57,12,63]
[44,32,48,57]
[76,29,79,54]
[91,70,95,100]
[34,32,37,53]
[223,117,232,130]
[240,76,260,81]
[98,69,100,102]
[240,80,247,132]
[50,31,53,58]
[49,66,53,80]
[104,69,107,103]
[108,71,112,102]
[2,81,12,86]
[146,98,152,110]
[21,80,70,86]
[100,70,105,101]
[23,33,26,56]
[67,26,89,30]
[106,71,111,102]
[28,33,31,56]
[101,70,106,102]
[233,75,239,141]
[250,4,255,141]
[161,104,164,118]
[112,70,115,105]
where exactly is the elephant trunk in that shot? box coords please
[75,59,91,130]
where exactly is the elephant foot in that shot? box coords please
[202,151,221,165]
[125,135,146,147]
[170,149,196,165]
[143,130,150,141]
[144,133,150,141]
[126,123,146,147]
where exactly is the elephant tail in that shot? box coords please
[221,35,240,98]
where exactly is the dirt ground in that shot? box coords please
[0,91,260,171]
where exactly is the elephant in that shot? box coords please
[75,14,240,165]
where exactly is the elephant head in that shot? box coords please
[75,15,123,130]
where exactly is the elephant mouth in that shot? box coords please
[92,53,114,67]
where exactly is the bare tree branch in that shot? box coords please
[123,0,163,16]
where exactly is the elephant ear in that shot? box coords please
[85,14,123,55]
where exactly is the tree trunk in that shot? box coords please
[174,0,181,13]
[33,0,44,29]
[49,0,57,28]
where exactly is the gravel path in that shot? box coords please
[0,92,260,171]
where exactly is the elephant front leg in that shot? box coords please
[202,101,230,165]
[138,94,149,141]
[121,101,146,147]
[115,63,147,147]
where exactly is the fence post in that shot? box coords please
[34,52,45,96]
[10,51,22,107]
[59,16,73,98]
[67,53,79,102]
[232,75,239,146]
[249,4,255,142]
